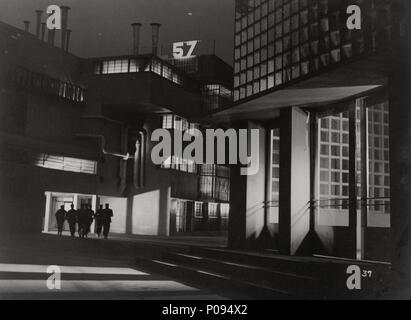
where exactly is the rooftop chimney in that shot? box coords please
[131,23,142,55]
[41,22,46,41]
[23,20,30,34]
[65,29,71,52]
[60,6,70,50]
[48,28,56,46]
[150,23,161,56]
[35,10,43,39]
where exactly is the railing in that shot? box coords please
[5,64,86,103]
[312,197,391,214]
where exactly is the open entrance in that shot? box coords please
[43,192,97,233]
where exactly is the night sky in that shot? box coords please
[0,0,235,65]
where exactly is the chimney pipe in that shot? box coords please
[150,23,161,56]
[35,10,43,39]
[131,23,142,55]
[60,6,70,50]
[48,28,56,46]
[23,20,30,34]
[65,29,71,52]
[41,22,46,41]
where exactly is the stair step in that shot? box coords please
[135,256,296,299]
[189,247,329,276]
[163,252,321,297]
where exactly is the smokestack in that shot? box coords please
[41,22,46,41]
[23,20,30,34]
[60,6,70,50]
[131,23,142,55]
[150,23,161,56]
[65,29,71,52]
[48,28,56,46]
[35,10,43,39]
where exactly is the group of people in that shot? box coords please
[55,203,114,239]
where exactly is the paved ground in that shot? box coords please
[0,233,226,300]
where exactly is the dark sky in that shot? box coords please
[0,0,235,65]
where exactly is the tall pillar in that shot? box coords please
[90,195,97,234]
[228,122,266,249]
[348,101,359,259]
[360,100,368,260]
[73,194,79,209]
[228,163,247,248]
[43,192,52,232]
[279,107,311,255]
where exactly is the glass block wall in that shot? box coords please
[317,100,390,216]
[233,0,391,102]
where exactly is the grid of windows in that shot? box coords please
[318,111,352,211]
[160,114,201,174]
[267,128,280,223]
[318,100,390,215]
[199,164,230,202]
[368,102,390,214]
[35,154,97,175]
[233,0,391,102]
[94,57,184,85]
[171,199,230,233]
[208,203,219,218]
[174,199,187,233]
[271,128,280,202]
[161,114,200,134]
[201,84,233,113]
[161,155,197,173]
[202,84,233,100]
[6,65,85,103]
[194,202,203,218]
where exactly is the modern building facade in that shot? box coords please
[205,0,396,264]
[0,12,233,237]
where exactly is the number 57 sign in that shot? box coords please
[172,40,199,59]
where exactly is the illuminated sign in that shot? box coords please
[172,40,199,59]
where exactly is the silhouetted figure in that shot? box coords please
[77,204,88,238]
[55,205,66,236]
[66,204,77,237]
[102,203,113,240]
[84,204,94,238]
[95,205,104,237]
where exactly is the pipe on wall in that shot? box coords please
[134,138,141,189]
[139,130,146,188]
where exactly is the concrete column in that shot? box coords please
[43,192,52,232]
[73,194,79,209]
[360,100,368,260]
[228,122,267,249]
[279,107,311,255]
[90,195,97,233]
[228,163,247,248]
[348,102,359,259]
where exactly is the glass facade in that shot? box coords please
[94,56,184,86]
[233,0,392,102]
[201,84,233,113]
[35,153,97,175]
[269,128,280,223]
[199,164,230,202]
[170,198,230,234]
[317,100,390,217]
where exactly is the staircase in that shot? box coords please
[135,246,391,300]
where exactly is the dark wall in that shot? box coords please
[0,160,97,233]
